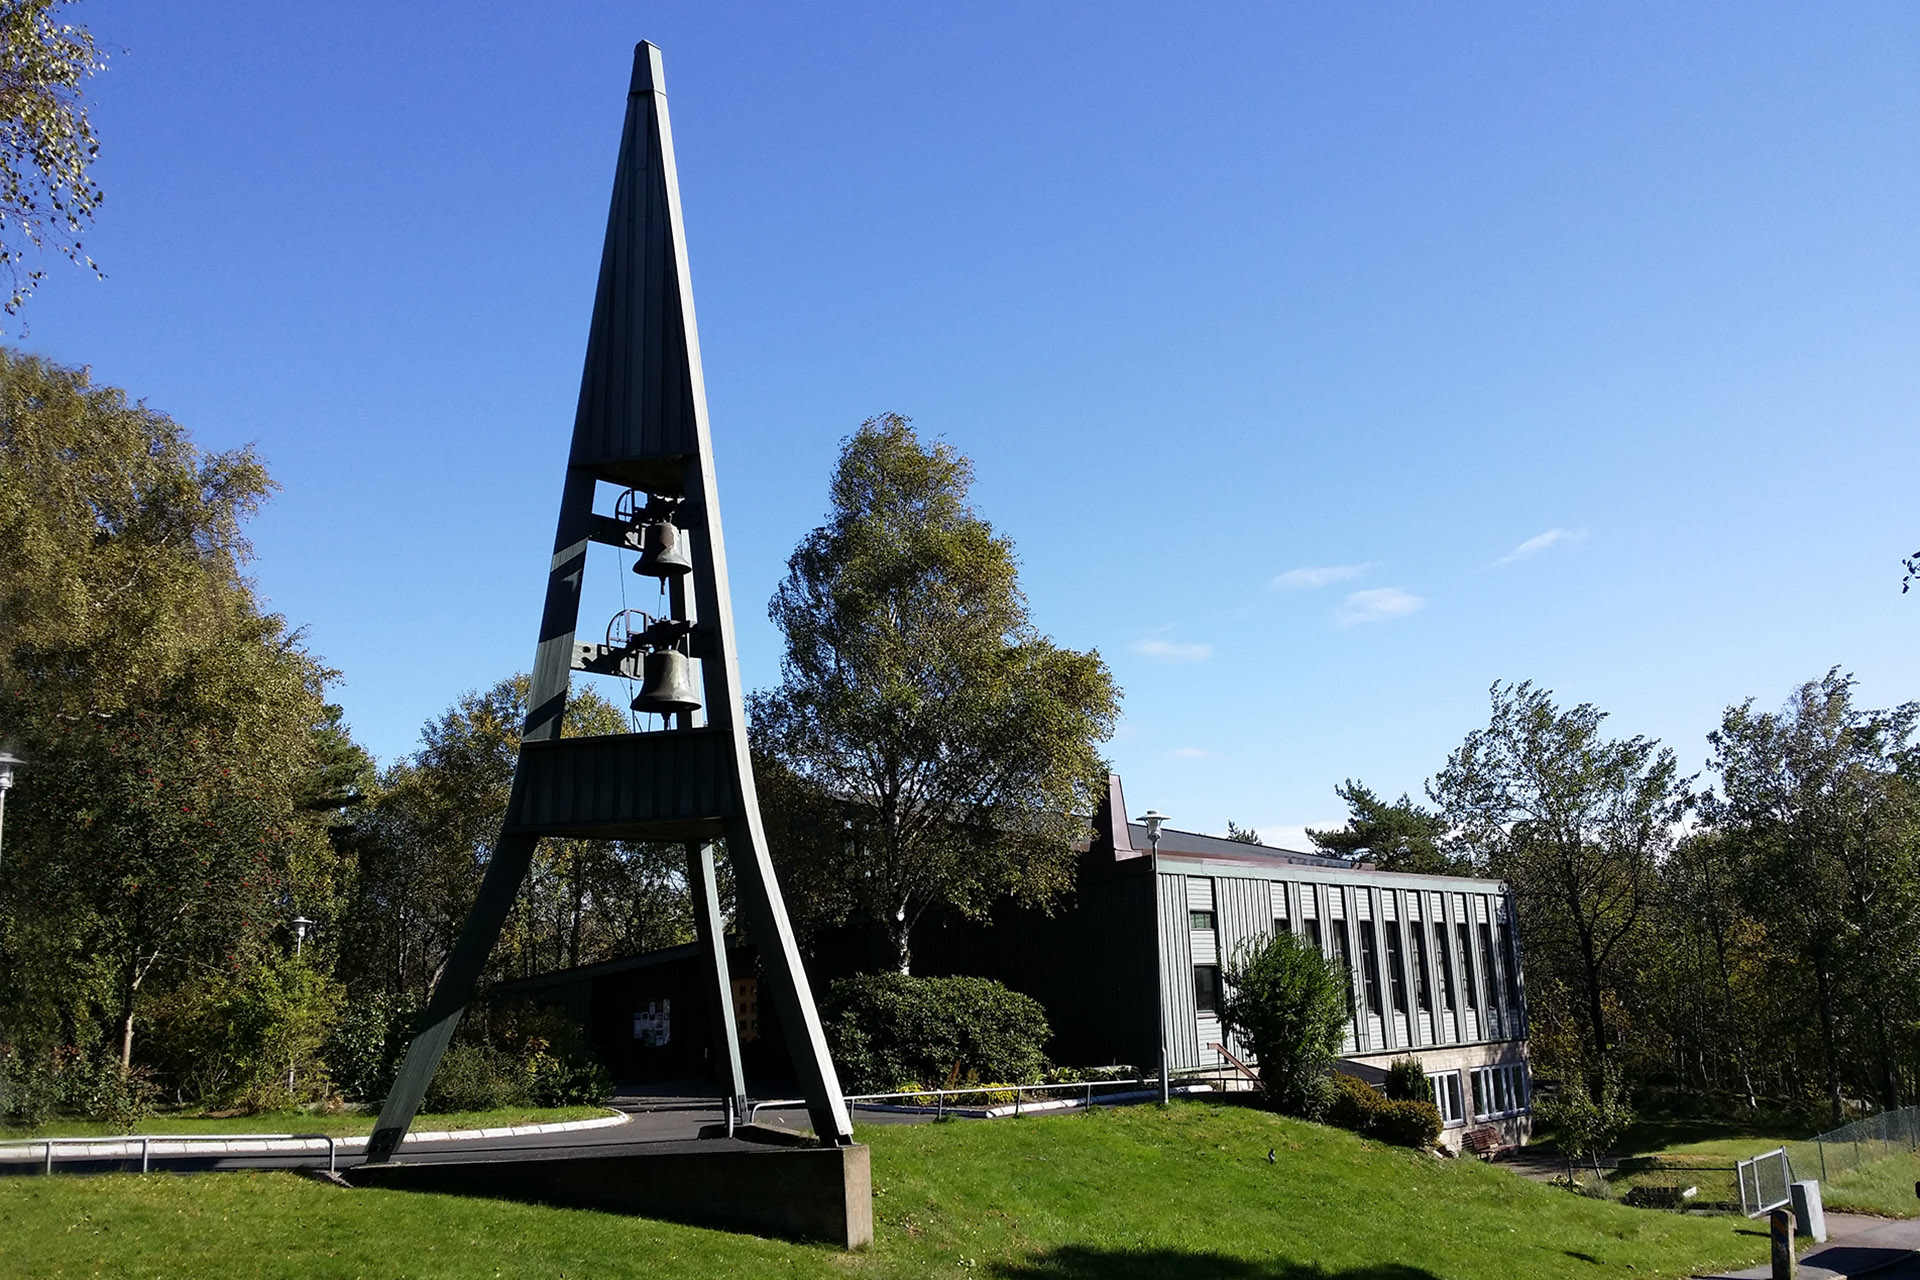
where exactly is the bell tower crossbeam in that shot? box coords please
[364,41,853,1163]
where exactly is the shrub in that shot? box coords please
[822,973,1050,1094]
[1372,1098,1444,1148]
[1217,931,1349,1117]
[1383,1056,1432,1103]
[1327,1070,1384,1133]
[480,999,610,1107]
[424,1043,525,1112]
[0,1045,156,1130]
[325,992,421,1104]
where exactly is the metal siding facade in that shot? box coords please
[1158,873,1198,1068]
[507,731,740,837]
[568,87,700,476]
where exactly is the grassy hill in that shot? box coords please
[0,1102,1771,1280]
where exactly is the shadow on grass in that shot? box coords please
[992,1247,1441,1280]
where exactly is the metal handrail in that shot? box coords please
[747,1074,1214,1125]
[0,1131,341,1175]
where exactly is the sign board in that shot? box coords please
[633,998,671,1046]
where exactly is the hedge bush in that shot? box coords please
[1372,1097,1444,1148]
[822,974,1049,1094]
[1323,1070,1441,1148]
[1327,1070,1384,1132]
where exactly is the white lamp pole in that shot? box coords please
[0,744,24,870]
[289,916,314,1095]
[1138,810,1169,1106]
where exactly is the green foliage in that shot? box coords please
[1325,1070,1383,1132]
[1372,1098,1444,1148]
[0,350,342,1074]
[1323,1071,1441,1148]
[1430,681,1685,1101]
[821,973,1050,1094]
[0,0,106,318]
[323,991,421,1104]
[421,999,611,1112]
[140,955,342,1112]
[477,999,610,1108]
[0,1044,154,1129]
[1216,930,1349,1117]
[1538,1064,1635,1165]
[423,1043,524,1113]
[1383,1056,1432,1103]
[750,415,1121,971]
[1224,821,1263,845]
[1307,780,1464,873]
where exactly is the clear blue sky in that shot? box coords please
[21,2,1919,845]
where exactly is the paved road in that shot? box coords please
[1696,1212,1920,1279]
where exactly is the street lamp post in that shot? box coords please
[289,916,314,1096]
[0,743,24,869]
[1137,809,1169,1105]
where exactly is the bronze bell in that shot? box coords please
[633,520,693,578]
[631,649,701,715]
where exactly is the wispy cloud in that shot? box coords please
[1336,587,1425,626]
[1131,638,1213,663]
[1272,562,1375,590]
[1172,746,1214,760]
[1494,527,1588,566]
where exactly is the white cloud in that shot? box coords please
[1494,527,1589,566]
[1172,746,1214,760]
[1130,638,1213,663]
[1272,562,1374,590]
[1336,586,1425,626]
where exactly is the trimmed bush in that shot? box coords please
[1372,1098,1444,1148]
[1327,1070,1384,1132]
[1324,1071,1442,1148]
[822,974,1049,1094]
[1383,1056,1432,1103]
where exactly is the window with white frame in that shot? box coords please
[1470,1063,1529,1119]
[1428,1071,1465,1126]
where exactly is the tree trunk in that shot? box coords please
[1813,955,1844,1125]
[887,903,912,975]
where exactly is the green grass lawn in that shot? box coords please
[0,1102,1772,1280]
[1592,1118,1920,1219]
[0,1105,612,1141]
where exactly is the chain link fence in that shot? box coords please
[1784,1105,1920,1184]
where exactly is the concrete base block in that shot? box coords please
[347,1139,872,1248]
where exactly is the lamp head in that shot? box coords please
[291,916,314,940]
[1136,810,1168,844]
[0,742,23,791]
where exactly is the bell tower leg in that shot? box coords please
[686,840,748,1129]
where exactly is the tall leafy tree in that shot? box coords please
[1428,681,1685,1101]
[1702,670,1920,1121]
[751,415,1121,972]
[0,0,106,319]
[0,350,341,1070]
[1306,780,1463,873]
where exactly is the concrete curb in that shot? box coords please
[0,1109,631,1162]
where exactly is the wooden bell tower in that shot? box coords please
[365,42,853,1163]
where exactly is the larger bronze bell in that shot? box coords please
[631,649,701,715]
[633,520,693,578]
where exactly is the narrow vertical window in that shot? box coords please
[1384,925,1410,1016]
[1359,922,1385,1018]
